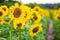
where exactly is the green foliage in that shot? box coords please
[1,1,60,40]
[53,20,60,40]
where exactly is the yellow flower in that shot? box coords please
[31,11,42,23]
[44,9,50,17]
[0,8,7,24]
[53,10,58,16]
[32,6,45,17]
[22,10,32,24]
[0,8,6,18]
[54,13,60,21]
[0,5,8,14]
[9,3,25,20]
[29,23,42,37]
[20,4,32,24]
[52,9,60,21]
[13,19,25,29]
[33,6,43,12]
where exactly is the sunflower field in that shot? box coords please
[0,1,60,40]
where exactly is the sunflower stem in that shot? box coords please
[32,37,34,40]
[18,29,22,40]
[10,31,12,40]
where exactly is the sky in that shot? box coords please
[20,0,60,4]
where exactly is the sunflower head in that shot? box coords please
[53,10,60,21]
[19,4,32,23]
[1,5,8,13]
[33,6,41,12]
[54,14,60,21]
[9,3,25,21]
[29,24,42,37]
[31,11,42,23]
[0,8,8,19]
[13,19,25,29]
[33,6,44,13]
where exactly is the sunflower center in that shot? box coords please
[2,8,6,11]
[36,8,38,11]
[57,16,60,20]
[32,26,39,33]
[17,23,22,28]
[33,16,38,20]
[13,8,21,18]
[0,12,3,16]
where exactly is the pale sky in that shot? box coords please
[19,0,60,4]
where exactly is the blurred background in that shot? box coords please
[0,0,60,9]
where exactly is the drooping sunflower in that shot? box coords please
[0,5,8,14]
[9,3,25,21]
[0,8,7,24]
[29,23,42,37]
[13,19,25,29]
[31,11,42,23]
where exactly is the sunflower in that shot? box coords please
[29,23,42,37]
[43,9,50,17]
[20,4,32,20]
[0,8,7,24]
[22,10,32,24]
[33,6,43,13]
[54,13,60,21]
[13,19,25,29]
[31,11,42,23]
[9,3,25,21]
[52,9,60,21]
[20,4,33,24]
[32,6,46,18]
[53,10,59,16]
[0,5,8,14]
